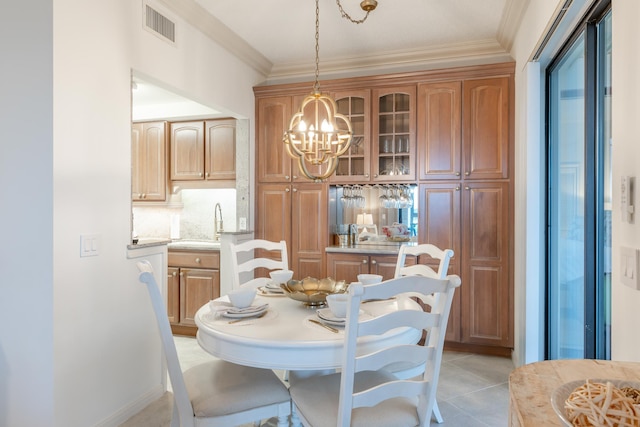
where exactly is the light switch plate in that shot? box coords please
[239,217,247,230]
[621,246,640,289]
[80,234,100,257]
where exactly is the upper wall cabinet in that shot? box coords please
[417,77,510,181]
[132,121,167,202]
[170,119,236,182]
[330,86,416,183]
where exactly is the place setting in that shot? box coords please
[306,293,371,333]
[201,287,276,326]
[257,269,293,296]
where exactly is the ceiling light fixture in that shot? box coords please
[283,0,376,182]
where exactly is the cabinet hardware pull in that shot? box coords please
[465,186,470,190]
[205,172,210,177]
[465,171,470,176]
[180,272,184,277]
[371,260,377,265]
[362,259,368,264]
[293,175,298,180]
[456,172,460,176]
[456,186,460,191]
[199,172,203,177]
[285,188,290,192]
[195,258,201,263]
[374,174,378,178]
[285,175,290,180]
[292,188,297,192]
[365,173,369,178]
[172,272,177,276]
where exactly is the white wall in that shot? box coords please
[1,0,267,426]
[610,0,640,361]
[0,2,55,426]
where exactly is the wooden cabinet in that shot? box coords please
[255,63,515,355]
[256,96,295,183]
[417,77,509,181]
[330,86,416,183]
[331,90,371,182]
[168,249,220,336]
[170,119,236,182]
[131,121,167,201]
[326,253,399,284]
[461,182,511,347]
[256,182,327,279]
[372,86,416,182]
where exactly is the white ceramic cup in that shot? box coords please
[357,274,383,285]
[228,287,256,308]
[326,293,348,318]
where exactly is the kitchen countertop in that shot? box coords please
[127,238,170,250]
[325,241,416,255]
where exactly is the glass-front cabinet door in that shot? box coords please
[331,90,371,183]
[372,86,416,182]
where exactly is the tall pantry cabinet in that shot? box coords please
[255,95,328,279]
[417,73,513,351]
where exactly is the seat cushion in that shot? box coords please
[290,370,420,427]
[183,360,290,417]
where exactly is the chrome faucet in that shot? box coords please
[214,203,224,241]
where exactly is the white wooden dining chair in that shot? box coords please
[229,239,289,289]
[393,243,454,423]
[289,274,461,427]
[394,243,454,281]
[136,260,291,427]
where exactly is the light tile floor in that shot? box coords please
[122,336,514,426]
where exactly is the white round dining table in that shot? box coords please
[195,292,422,371]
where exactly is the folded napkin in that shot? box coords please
[209,300,268,316]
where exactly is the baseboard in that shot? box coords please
[93,385,165,427]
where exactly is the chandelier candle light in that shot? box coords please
[283,0,377,182]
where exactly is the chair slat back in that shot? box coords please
[394,243,454,280]
[229,239,289,289]
[338,274,461,427]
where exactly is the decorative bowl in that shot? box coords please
[280,277,348,307]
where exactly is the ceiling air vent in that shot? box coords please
[144,4,176,44]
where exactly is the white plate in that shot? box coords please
[266,282,284,290]
[316,308,346,324]
[258,286,284,295]
[220,303,269,318]
[551,379,640,426]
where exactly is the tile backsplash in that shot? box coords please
[133,188,237,240]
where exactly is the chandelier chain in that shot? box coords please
[336,0,371,24]
[313,0,321,92]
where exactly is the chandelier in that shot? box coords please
[283,0,377,182]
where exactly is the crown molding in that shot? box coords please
[157,0,273,77]
[496,0,530,52]
[266,39,513,84]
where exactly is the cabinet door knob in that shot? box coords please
[195,258,201,263]
[172,271,177,277]
[285,175,290,180]
[465,171,470,176]
[292,188,297,192]
[456,172,461,176]
[179,272,184,277]
[199,172,203,177]
[205,172,210,177]
[455,186,460,191]
[371,259,377,265]
[285,188,290,192]
[362,259,368,264]
[374,174,378,178]
[141,193,146,199]
[293,175,298,180]
[365,173,369,178]
[465,186,470,190]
